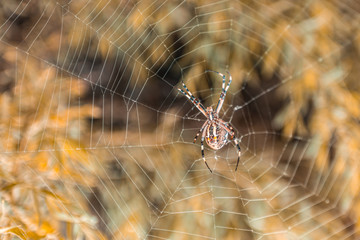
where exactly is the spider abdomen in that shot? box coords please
[205,123,229,150]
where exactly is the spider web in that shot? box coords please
[1,0,360,239]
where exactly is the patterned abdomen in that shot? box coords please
[205,123,228,150]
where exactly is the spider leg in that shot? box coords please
[206,70,226,91]
[193,121,208,143]
[178,83,207,117]
[225,71,233,91]
[206,70,233,114]
[234,138,241,171]
[180,83,203,107]
[217,120,241,171]
[201,130,212,173]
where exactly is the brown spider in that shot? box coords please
[178,70,241,173]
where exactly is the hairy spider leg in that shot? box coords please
[205,70,232,114]
[181,83,204,107]
[178,83,207,117]
[201,130,212,173]
[216,71,232,114]
[178,87,203,109]
[193,121,209,143]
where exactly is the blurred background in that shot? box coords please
[0,0,360,239]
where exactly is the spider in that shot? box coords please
[178,70,241,173]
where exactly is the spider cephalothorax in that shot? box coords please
[178,70,241,173]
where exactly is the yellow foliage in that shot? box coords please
[303,69,318,91]
[0,51,103,238]
[0,226,27,240]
